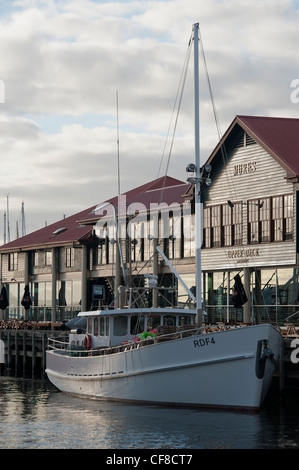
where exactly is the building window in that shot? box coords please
[203,203,242,248]
[272,194,293,242]
[66,247,74,267]
[141,223,151,261]
[222,204,232,246]
[33,252,38,267]
[183,214,195,257]
[260,198,271,242]
[9,253,18,271]
[283,194,293,241]
[272,196,283,242]
[98,238,107,265]
[248,200,259,244]
[211,205,221,247]
[168,216,181,259]
[203,207,211,248]
[232,202,242,246]
[45,251,52,266]
[248,194,293,244]
[248,198,271,244]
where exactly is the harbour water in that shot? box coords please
[0,376,299,450]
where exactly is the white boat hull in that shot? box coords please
[46,324,282,410]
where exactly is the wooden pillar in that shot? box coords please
[243,267,251,323]
[24,252,29,321]
[51,248,57,324]
[226,272,230,323]
[81,244,88,312]
[152,237,158,308]
[254,269,262,323]
[114,243,121,309]
[15,332,19,375]
[7,331,11,371]
[32,332,36,376]
[0,254,3,321]
[23,331,27,375]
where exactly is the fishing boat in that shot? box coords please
[46,24,282,410]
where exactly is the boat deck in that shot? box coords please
[0,321,298,390]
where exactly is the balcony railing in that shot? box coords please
[3,305,81,323]
[2,303,298,327]
[205,304,299,325]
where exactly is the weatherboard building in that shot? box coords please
[0,115,299,325]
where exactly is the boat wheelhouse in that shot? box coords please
[69,308,196,349]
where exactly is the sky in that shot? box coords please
[0,0,299,243]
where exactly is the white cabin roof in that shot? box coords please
[78,308,195,317]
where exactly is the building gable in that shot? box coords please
[206,115,299,182]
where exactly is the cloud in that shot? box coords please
[0,0,298,241]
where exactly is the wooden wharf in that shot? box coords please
[0,322,68,377]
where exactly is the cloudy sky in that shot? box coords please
[0,0,298,242]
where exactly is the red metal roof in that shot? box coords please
[82,175,189,223]
[0,205,96,252]
[0,176,188,252]
[236,116,299,177]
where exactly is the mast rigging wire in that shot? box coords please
[157,34,193,179]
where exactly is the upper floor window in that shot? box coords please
[33,252,38,267]
[247,194,293,244]
[203,194,293,249]
[9,252,18,271]
[232,202,243,246]
[211,205,221,248]
[272,194,293,242]
[248,198,271,244]
[66,247,74,267]
[203,207,211,248]
[222,204,232,247]
[45,251,52,266]
[203,202,242,248]
[167,216,181,259]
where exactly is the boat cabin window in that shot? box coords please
[87,316,110,336]
[147,315,161,330]
[130,315,145,335]
[94,318,98,336]
[163,315,176,326]
[87,317,93,333]
[100,317,105,336]
[179,316,192,326]
[114,315,128,336]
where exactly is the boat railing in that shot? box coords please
[47,324,241,358]
[48,337,71,355]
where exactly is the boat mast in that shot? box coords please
[193,23,202,327]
